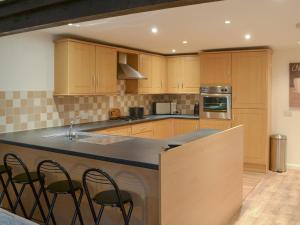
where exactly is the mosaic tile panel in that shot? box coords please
[0,81,199,133]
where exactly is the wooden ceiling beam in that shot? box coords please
[0,0,222,36]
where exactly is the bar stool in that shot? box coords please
[37,160,84,225]
[0,164,14,211]
[3,153,47,222]
[82,168,133,225]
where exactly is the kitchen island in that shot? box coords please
[0,116,243,225]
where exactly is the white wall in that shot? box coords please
[0,31,54,91]
[272,48,300,168]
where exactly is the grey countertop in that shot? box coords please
[0,115,218,170]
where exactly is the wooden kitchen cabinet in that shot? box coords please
[152,55,167,93]
[138,54,153,94]
[126,54,167,94]
[55,40,95,95]
[131,122,154,138]
[232,51,271,109]
[167,55,200,94]
[167,57,182,93]
[173,119,199,136]
[153,119,173,139]
[95,46,118,94]
[200,52,231,85]
[93,125,132,136]
[54,39,118,95]
[232,109,268,172]
[182,56,201,93]
[199,119,231,130]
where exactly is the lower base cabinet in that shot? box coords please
[199,119,231,130]
[173,119,199,136]
[92,119,200,140]
[153,119,174,139]
[232,109,268,172]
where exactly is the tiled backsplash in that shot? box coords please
[0,81,199,133]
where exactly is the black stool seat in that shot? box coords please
[93,190,132,206]
[0,165,11,174]
[13,172,44,184]
[47,180,82,194]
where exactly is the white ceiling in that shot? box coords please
[44,0,300,54]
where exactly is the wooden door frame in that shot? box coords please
[0,0,222,36]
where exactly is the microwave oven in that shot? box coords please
[153,102,177,115]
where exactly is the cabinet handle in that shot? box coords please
[182,82,183,88]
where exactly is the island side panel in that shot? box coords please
[0,144,159,225]
[160,126,244,225]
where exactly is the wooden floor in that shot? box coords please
[232,170,300,225]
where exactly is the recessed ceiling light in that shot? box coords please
[68,23,73,26]
[244,34,251,40]
[225,20,231,24]
[172,49,176,53]
[151,27,158,34]
[182,41,188,44]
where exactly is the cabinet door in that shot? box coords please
[232,109,267,167]
[200,53,231,85]
[182,56,200,93]
[153,119,173,139]
[68,42,95,94]
[138,54,153,93]
[95,46,117,94]
[167,57,182,93]
[199,119,231,130]
[152,56,167,93]
[93,126,131,136]
[232,51,268,109]
[132,130,154,139]
[173,119,199,136]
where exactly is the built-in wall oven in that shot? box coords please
[200,85,232,120]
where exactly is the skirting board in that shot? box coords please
[287,163,300,170]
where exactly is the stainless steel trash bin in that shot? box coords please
[270,134,287,172]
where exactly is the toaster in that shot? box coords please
[153,102,177,115]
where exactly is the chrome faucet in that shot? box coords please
[68,120,75,140]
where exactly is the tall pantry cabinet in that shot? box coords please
[231,50,272,172]
[200,49,272,172]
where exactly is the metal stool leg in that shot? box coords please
[28,183,47,223]
[41,185,57,225]
[70,189,84,225]
[45,194,57,225]
[95,205,105,225]
[11,183,28,218]
[0,174,14,211]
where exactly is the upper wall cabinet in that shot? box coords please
[200,52,231,85]
[95,46,118,94]
[54,39,117,95]
[126,54,167,94]
[232,51,271,109]
[167,55,200,94]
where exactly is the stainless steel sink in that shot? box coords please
[43,132,133,145]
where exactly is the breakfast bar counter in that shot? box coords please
[0,116,243,225]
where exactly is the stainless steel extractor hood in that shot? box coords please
[117,53,147,80]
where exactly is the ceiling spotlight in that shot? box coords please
[225,20,231,24]
[151,27,158,33]
[244,34,251,40]
[172,49,176,53]
[182,41,188,44]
